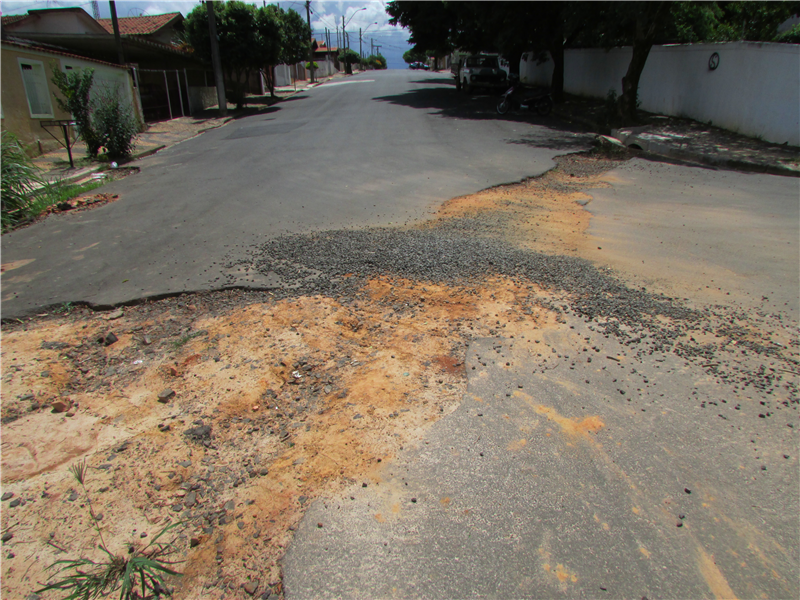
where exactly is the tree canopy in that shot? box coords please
[387,1,800,122]
[184,0,310,107]
[403,48,430,64]
[367,54,388,70]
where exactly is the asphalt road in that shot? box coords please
[1,70,591,319]
[283,161,799,599]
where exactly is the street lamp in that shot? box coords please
[342,7,366,50]
[360,22,378,57]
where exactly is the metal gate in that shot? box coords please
[133,68,212,122]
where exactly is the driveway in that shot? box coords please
[1,70,592,319]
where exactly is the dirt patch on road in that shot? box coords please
[436,153,620,256]
[8,152,782,600]
[1,275,561,599]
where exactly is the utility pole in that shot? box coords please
[305,1,315,83]
[371,39,373,56]
[109,1,125,64]
[342,15,346,50]
[206,0,227,117]
[359,28,362,58]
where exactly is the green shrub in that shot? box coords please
[1,131,43,230]
[775,23,800,43]
[305,61,318,70]
[93,84,138,160]
[52,66,103,157]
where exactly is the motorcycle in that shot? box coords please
[496,77,553,116]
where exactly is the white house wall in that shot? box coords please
[58,56,136,114]
[521,41,800,146]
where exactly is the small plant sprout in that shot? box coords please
[37,459,182,599]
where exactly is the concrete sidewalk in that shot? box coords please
[551,95,799,177]
[611,119,800,177]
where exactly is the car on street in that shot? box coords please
[452,54,507,93]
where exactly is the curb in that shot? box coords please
[645,146,799,177]
[553,109,799,178]
[612,130,800,178]
[130,145,167,161]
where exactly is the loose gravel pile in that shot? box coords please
[225,152,797,406]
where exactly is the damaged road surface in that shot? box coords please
[2,155,798,600]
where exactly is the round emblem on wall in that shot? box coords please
[708,52,720,70]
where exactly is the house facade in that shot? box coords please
[2,7,216,122]
[1,39,140,155]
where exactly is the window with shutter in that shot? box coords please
[18,59,53,118]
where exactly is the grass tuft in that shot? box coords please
[36,460,182,599]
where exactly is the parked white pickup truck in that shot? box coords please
[452,54,508,93]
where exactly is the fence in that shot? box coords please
[520,41,800,146]
[133,68,216,121]
[274,59,339,87]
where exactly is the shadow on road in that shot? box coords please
[374,84,596,151]
[408,77,453,85]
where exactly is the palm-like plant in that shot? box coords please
[1,131,42,230]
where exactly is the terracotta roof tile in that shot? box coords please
[97,13,181,36]
[1,14,30,27]
[1,37,127,70]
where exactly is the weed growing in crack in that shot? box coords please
[36,459,183,599]
[171,331,205,351]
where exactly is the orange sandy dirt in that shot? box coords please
[0,276,564,599]
[0,156,619,599]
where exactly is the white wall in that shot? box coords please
[274,64,292,87]
[187,86,217,113]
[521,42,800,146]
[59,56,134,106]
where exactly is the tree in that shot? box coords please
[368,54,388,69]
[266,6,310,97]
[257,5,286,99]
[216,1,257,107]
[388,1,587,101]
[185,2,310,103]
[590,2,669,122]
[338,48,361,74]
[402,48,429,64]
[775,23,800,43]
[388,1,800,121]
[713,1,800,41]
[387,1,458,66]
[577,1,800,122]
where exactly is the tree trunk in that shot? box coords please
[548,42,565,103]
[263,66,276,99]
[505,50,523,76]
[617,2,667,123]
[618,43,650,122]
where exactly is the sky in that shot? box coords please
[0,0,415,69]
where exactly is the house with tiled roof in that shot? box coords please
[95,13,184,46]
[1,35,140,155]
[2,7,193,70]
[2,7,216,123]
